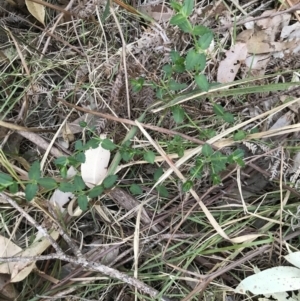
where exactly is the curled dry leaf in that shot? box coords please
[217,42,248,83]
[0,230,58,282]
[25,0,45,25]
[81,135,111,188]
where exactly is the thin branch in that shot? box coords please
[0,254,170,301]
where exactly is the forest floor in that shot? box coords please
[1,0,300,300]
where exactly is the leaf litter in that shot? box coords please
[1,0,300,300]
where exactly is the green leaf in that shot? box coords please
[185,49,199,71]
[156,185,169,197]
[59,182,76,193]
[213,103,225,116]
[223,112,235,123]
[182,0,194,16]
[37,178,57,189]
[79,121,87,128]
[0,173,13,187]
[233,130,247,141]
[169,79,187,91]
[55,156,68,166]
[130,184,143,195]
[88,185,104,198]
[103,175,118,189]
[28,161,41,181]
[74,175,86,191]
[130,78,144,92]
[25,183,38,201]
[198,32,214,50]
[202,143,213,157]
[144,151,155,164]
[121,151,133,162]
[170,50,181,63]
[193,25,211,36]
[86,138,100,149]
[210,152,228,173]
[171,105,185,123]
[182,180,193,192]
[75,140,83,151]
[173,62,186,73]
[170,0,182,12]
[170,13,187,26]
[174,17,193,33]
[101,139,116,151]
[101,0,110,21]
[228,149,245,167]
[162,64,173,77]
[195,74,210,91]
[78,195,88,211]
[154,167,164,181]
[211,174,221,185]
[60,166,67,178]
[9,182,18,194]
[75,152,86,163]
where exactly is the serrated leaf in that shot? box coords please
[75,140,83,151]
[81,139,110,188]
[144,151,156,164]
[169,79,187,91]
[198,32,214,50]
[171,105,185,123]
[103,175,118,189]
[54,156,68,166]
[170,0,182,11]
[195,74,209,91]
[185,49,199,71]
[59,182,76,193]
[170,50,181,63]
[78,195,88,211]
[74,175,86,191]
[75,152,86,163]
[193,25,211,36]
[37,178,57,190]
[28,161,41,181]
[154,167,164,181]
[233,130,247,141]
[170,13,186,26]
[182,0,194,16]
[88,185,104,198]
[156,185,169,197]
[25,0,45,25]
[202,143,213,157]
[162,64,173,77]
[236,266,300,295]
[101,139,116,151]
[223,112,234,123]
[121,151,133,162]
[25,183,38,201]
[0,173,13,187]
[130,184,143,195]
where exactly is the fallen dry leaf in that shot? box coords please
[217,42,248,83]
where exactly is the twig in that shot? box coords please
[57,98,207,146]
[0,193,64,256]
[0,253,170,301]
[216,3,300,31]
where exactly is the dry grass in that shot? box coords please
[1,0,300,300]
